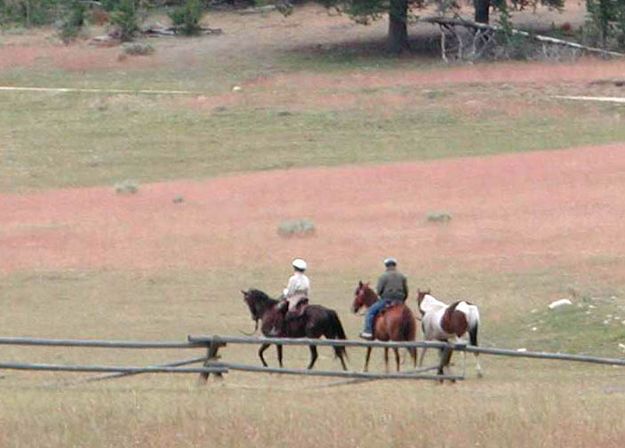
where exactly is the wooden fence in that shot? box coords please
[1,335,625,385]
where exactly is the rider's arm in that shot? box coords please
[376,274,386,298]
[403,276,409,300]
[284,275,297,298]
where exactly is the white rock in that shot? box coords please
[603,320,610,325]
[548,299,573,310]
[232,85,242,92]
[517,348,527,352]
[589,305,597,309]
[531,327,538,332]
[619,343,625,352]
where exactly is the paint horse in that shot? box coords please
[241,289,348,370]
[352,281,417,372]
[416,289,483,378]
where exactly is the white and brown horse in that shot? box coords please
[416,289,483,378]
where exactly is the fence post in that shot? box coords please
[438,344,453,382]
[200,336,226,382]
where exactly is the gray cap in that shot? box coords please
[384,257,397,266]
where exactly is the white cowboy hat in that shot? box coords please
[384,257,397,266]
[292,258,307,271]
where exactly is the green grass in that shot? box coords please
[3,88,625,192]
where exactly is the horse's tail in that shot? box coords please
[328,310,348,360]
[400,306,417,341]
[464,303,480,346]
[469,321,479,347]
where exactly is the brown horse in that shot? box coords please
[241,289,348,370]
[352,281,417,372]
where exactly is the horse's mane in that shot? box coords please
[419,294,447,313]
[247,289,279,305]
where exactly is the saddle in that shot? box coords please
[377,299,403,318]
[285,298,309,321]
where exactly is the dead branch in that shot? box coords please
[420,16,625,59]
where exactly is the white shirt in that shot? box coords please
[283,272,310,299]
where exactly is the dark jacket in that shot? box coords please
[376,268,408,302]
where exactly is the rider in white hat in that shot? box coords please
[279,258,310,317]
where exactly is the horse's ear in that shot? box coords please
[358,280,363,287]
[240,290,247,296]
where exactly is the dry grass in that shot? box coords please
[2,364,625,447]
[1,268,625,447]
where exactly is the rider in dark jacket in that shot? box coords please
[360,258,408,340]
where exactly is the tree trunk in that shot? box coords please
[474,0,490,24]
[388,0,409,54]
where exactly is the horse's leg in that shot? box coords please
[276,344,283,368]
[338,350,348,371]
[444,349,456,383]
[475,353,483,378]
[259,343,270,367]
[364,347,372,372]
[409,347,417,368]
[393,348,400,372]
[418,347,427,367]
[307,345,318,370]
[384,347,389,373]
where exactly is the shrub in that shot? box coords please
[89,6,110,25]
[168,0,203,36]
[277,219,316,238]
[58,0,86,43]
[122,41,154,55]
[1,0,62,26]
[584,0,625,50]
[110,0,139,41]
[114,179,139,194]
[426,211,452,223]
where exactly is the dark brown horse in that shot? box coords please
[352,281,417,372]
[241,289,348,370]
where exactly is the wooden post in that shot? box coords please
[438,344,453,382]
[200,336,226,382]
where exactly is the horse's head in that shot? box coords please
[352,281,376,313]
[240,289,258,321]
[416,288,431,315]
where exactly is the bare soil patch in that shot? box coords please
[0,34,161,72]
[2,144,624,276]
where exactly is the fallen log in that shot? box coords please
[238,5,278,15]
[143,25,223,37]
[419,16,625,59]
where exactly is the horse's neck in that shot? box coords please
[364,288,379,307]
[254,293,278,318]
[420,294,447,313]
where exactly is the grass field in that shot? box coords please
[2,3,625,447]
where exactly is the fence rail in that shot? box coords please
[188,335,453,350]
[0,336,200,349]
[0,361,227,375]
[2,335,624,385]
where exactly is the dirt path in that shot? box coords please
[2,143,624,276]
